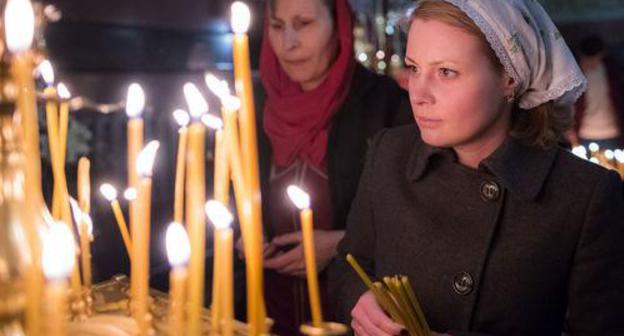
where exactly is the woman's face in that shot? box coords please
[268,0,337,91]
[405,18,514,150]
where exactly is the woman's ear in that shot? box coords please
[502,73,516,98]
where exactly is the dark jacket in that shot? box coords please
[256,63,414,237]
[575,57,624,144]
[329,125,624,335]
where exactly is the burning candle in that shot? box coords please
[172,109,190,224]
[38,60,62,218]
[100,183,133,259]
[132,140,159,336]
[287,185,323,327]
[5,2,42,334]
[57,83,71,167]
[126,83,145,189]
[165,222,191,336]
[183,83,208,336]
[42,222,76,336]
[204,74,230,205]
[70,198,93,289]
[206,200,234,336]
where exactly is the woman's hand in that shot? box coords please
[352,291,452,336]
[263,230,345,277]
[351,291,404,336]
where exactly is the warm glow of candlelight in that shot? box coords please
[42,223,76,280]
[69,198,93,237]
[57,83,71,99]
[287,185,311,210]
[173,109,190,128]
[205,200,233,230]
[605,150,615,160]
[4,0,35,53]
[590,157,599,164]
[183,83,209,119]
[136,140,160,178]
[99,183,118,201]
[572,146,588,160]
[37,60,55,85]
[126,83,145,118]
[222,95,241,111]
[588,142,599,153]
[166,222,191,267]
[124,188,137,201]
[231,1,251,34]
[616,150,624,163]
[205,73,230,98]
[201,114,224,130]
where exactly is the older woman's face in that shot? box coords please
[406,19,514,149]
[268,0,337,91]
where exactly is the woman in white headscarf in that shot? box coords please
[329,0,624,335]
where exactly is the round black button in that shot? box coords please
[453,272,474,296]
[480,180,500,202]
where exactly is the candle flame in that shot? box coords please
[605,150,615,160]
[125,83,145,118]
[57,82,71,99]
[589,157,599,164]
[231,1,251,34]
[287,185,310,210]
[201,114,223,130]
[99,183,118,201]
[588,142,600,153]
[615,150,624,163]
[124,188,137,201]
[136,140,160,178]
[571,146,588,160]
[204,73,230,98]
[221,95,241,111]
[165,222,191,267]
[205,200,233,230]
[183,82,209,119]
[172,109,190,128]
[4,0,35,53]
[69,197,92,236]
[42,222,76,280]
[37,60,55,85]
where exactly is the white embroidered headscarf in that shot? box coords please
[404,0,587,109]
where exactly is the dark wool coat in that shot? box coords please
[329,125,624,336]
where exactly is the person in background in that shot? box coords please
[329,0,624,335]
[237,0,412,334]
[572,34,624,150]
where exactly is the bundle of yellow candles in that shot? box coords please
[346,254,431,336]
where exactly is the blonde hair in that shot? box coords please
[411,0,571,147]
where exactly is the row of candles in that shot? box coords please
[571,143,624,178]
[2,0,334,335]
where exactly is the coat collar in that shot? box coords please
[407,134,558,201]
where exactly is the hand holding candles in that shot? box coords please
[132,140,159,336]
[165,222,191,336]
[206,200,235,336]
[42,222,76,336]
[100,184,133,259]
[287,185,323,328]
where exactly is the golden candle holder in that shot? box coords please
[300,322,349,336]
